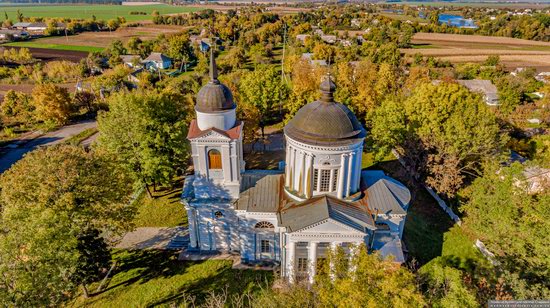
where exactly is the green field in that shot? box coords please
[0,4,202,22]
[3,41,104,52]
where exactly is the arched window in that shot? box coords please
[255,221,274,229]
[375,222,390,231]
[214,211,223,219]
[208,149,222,169]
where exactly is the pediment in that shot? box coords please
[196,129,231,140]
[293,218,366,235]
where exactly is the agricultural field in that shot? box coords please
[405,32,550,71]
[389,1,550,9]
[0,4,202,22]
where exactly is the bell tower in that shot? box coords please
[187,48,245,199]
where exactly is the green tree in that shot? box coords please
[370,82,505,196]
[239,65,289,137]
[419,260,479,307]
[314,245,425,307]
[0,145,134,306]
[31,83,72,125]
[97,90,190,196]
[461,162,550,298]
[166,33,193,72]
[1,90,34,124]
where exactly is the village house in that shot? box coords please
[120,55,142,68]
[0,29,29,41]
[143,52,172,70]
[457,79,499,106]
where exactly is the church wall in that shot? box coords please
[188,201,239,251]
[375,214,406,237]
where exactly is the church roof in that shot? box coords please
[361,170,410,215]
[278,195,375,233]
[284,75,366,146]
[237,172,284,213]
[195,48,235,113]
[187,119,242,140]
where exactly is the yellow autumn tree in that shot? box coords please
[32,83,72,125]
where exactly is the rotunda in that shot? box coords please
[284,75,366,201]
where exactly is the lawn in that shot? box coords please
[132,179,187,228]
[72,250,273,307]
[3,41,104,52]
[0,4,202,22]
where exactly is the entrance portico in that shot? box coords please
[284,233,366,283]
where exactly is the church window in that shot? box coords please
[332,169,339,191]
[313,169,319,190]
[255,221,274,229]
[375,222,390,231]
[208,149,222,169]
[319,169,331,192]
[297,258,308,273]
[214,211,224,219]
[260,240,271,253]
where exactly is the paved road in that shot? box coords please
[0,120,97,173]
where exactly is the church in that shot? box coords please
[182,52,411,283]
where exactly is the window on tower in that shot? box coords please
[208,149,222,169]
[319,169,331,192]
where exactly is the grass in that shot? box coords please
[63,127,97,146]
[3,41,104,52]
[132,179,187,228]
[0,4,202,22]
[72,250,273,307]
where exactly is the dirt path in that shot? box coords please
[0,120,97,173]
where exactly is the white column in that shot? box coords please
[349,243,359,278]
[291,148,297,190]
[222,145,231,182]
[288,148,296,190]
[187,208,198,248]
[308,241,318,284]
[300,152,306,195]
[346,152,354,197]
[329,169,335,192]
[202,146,209,178]
[337,154,346,198]
[285,145,292,187]
[305,154,314,198]
[329,241,341,280]
[354,148,362,191]
[287,240,296,283]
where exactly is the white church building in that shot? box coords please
[182,53,411,283]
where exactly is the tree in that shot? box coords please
[32,83,72,125]
[166,33,193,72]
[239,65,289,137]
[370,82,505,196]
[461,162,550,298]
[419,259,479,307]
[1,90,34,124]
[97,90,190,196]
[314,245,425,307]
[0,145,134,306]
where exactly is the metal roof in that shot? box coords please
[284,76,366,146]
[195,48,235,113]
[278,195,375,233]
[372,233,405,263]
[144,52,171,62]
[236,171,284,212]
[362,170,410,215]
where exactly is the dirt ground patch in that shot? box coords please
[4,46,88,63]
[407,32,550,71]
[35,23,189,48]
[412,33,550,47]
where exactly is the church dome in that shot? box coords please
[195,50,236,113]
[284,75,366,146]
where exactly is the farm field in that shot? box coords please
[0,4,202,22]
[388,1,550,9]
[3,41,103,52]
[4,23,188,49]
[405,32,550,71]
